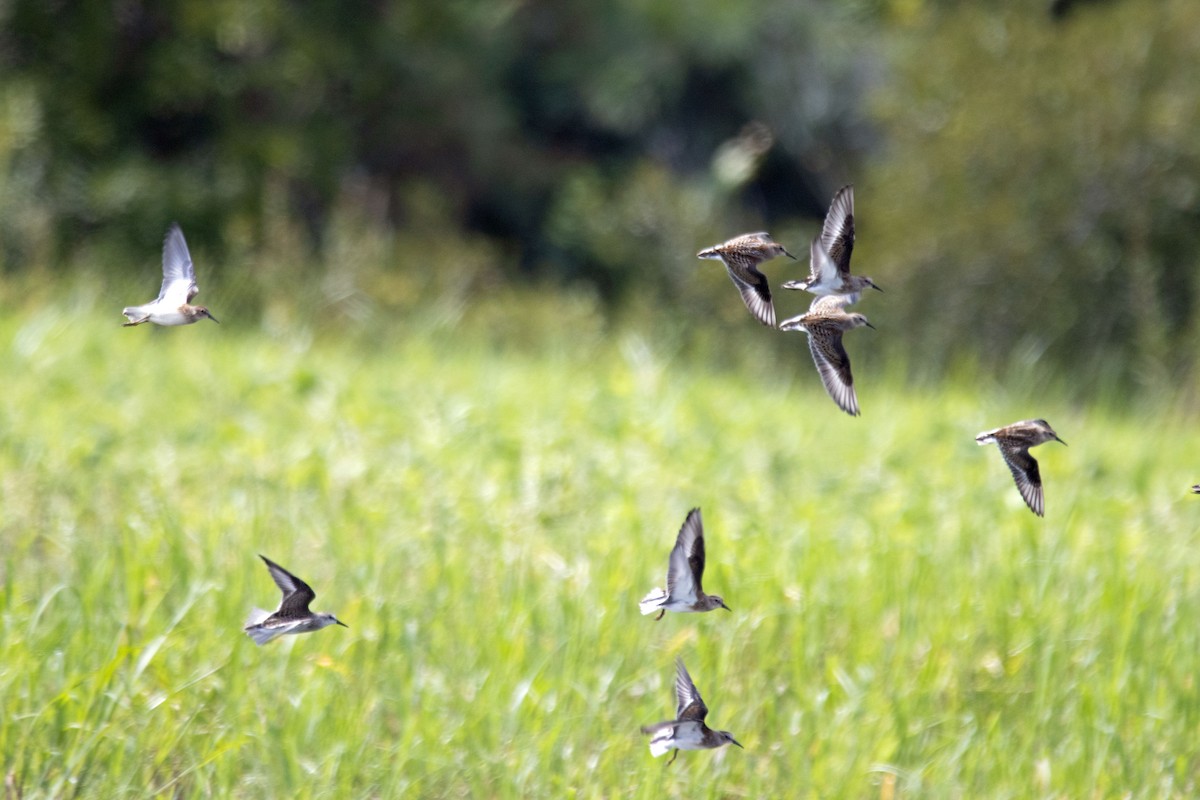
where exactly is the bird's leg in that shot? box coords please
[666,750,678,766]
[122,317,150,327]
[654,609,665,621]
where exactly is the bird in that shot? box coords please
[1192,485,1200,494]
[244,555,348,645]
[781,185,881,299]
[696,232,796,327]
[122,223,219,327]
[975,419,1067,517]
[639,508,731,620]
[778,287,875,417]
[641,658,743,765]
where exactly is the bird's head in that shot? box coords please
[773,243,797,260]
[708,595,732,612]
[849,313,875,330]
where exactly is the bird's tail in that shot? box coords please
[643,727,675,757]
[638,588,667,616]
[245,607,271,627]
[121,305,147,321]
[243,608,280,646]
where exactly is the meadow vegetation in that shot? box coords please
[2,275,1199,798]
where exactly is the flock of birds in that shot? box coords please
[696,184,1067,520]
[120,186,1076,765]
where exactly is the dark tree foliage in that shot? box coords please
[0,0,1194,392]
[0,0,867,283]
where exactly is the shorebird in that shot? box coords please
[697,232,795,327]
[641,658,742,765]
[244,555,348,645]
[781,185,881,299]
[639,508,730,620]
[778,291,874,416]
[1192,485,1200,494]
[975,419,1066,517]
[122,223,218,327]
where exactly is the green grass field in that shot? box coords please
[2,282,1199,798]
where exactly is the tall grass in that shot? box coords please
[1,277,1198,798]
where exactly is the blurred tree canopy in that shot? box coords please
[0,0,1196,391]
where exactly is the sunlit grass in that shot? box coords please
[1,283,1199,798]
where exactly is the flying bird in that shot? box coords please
[245,555,348,645]
[122,223,219,327]
[782,185,881,299]
[779,287,875,416]
[697,232,795,327]
[639,508,731,620]
[976,419,1066,517]
[641,659,743,765]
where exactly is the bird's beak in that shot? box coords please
[782,248,797,260]
[865,321,877,330]
[722,603,732,612]
[1056,436,1067,446]
[870,281,883,292]
[337,619,349,628]
[731,738,744,749]
[207,313,220,324]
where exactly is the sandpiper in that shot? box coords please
[778,290,874,417]
[641,658,742,765]
[697,232,796,327]
[244,555,348,645]
[975,419,1066,517]
[1192,485,1200,494]
[122,223,218,326]
[639,507,731,620]
[781,185,881,299]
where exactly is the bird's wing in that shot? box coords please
[820,185,855,276]
[259,555,316,615]
[808,329,860,416]
[807,236,840,285]
[808,293,856,313]
[730,232,773,247]
[666,508,704,600]
[157,224,199,304]
[725,261,775,327]
[675,659,708,721]
[999,445,1044,516]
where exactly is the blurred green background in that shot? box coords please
[3,0,1198,397]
